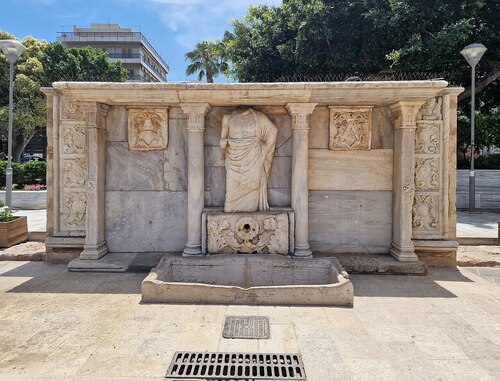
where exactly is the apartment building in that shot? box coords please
[58,24,169,82]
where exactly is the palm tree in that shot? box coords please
[185,39,228,83]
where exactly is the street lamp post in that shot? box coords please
[0,40,26,208]
[460,43,487,213]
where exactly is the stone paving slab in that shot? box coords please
[0,261,498,380]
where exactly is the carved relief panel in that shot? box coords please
[329,107,372,150]
[413,97,443,238]
[412,194,439,232]
[63,192,87,228]
[63,125,86,154]
[205,212,290,255]
[415,122,440,154]
[128,108,169,151]
[58,97,91,233]
[415,158,439,190]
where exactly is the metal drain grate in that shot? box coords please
[223,316,270,339]
[165,352,306,380]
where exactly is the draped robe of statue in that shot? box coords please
[220,109,278,213]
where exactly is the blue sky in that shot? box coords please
[1,0,281,82]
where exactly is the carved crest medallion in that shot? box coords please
[329,107,372,150]
[128,108,168,151]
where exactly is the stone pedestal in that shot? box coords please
[202,208,295,255]
[181,103,211,256]
[286,103,317,258]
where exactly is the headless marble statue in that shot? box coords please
[220,108,278,213]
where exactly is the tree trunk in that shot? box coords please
[13,132,35,162]
[206,70,214,83]
[458,68,500,103]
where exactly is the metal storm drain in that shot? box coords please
[165,352,306,380]
[223,316,270,339]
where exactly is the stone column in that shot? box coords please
[389,101,422,262]
[286,103,317,258]
[81,103,110,259]
[180,103,211,256]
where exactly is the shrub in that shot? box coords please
[0,206,14,222]
[0,160,47,189]
[22,161,46,186]
[457,154,500,169]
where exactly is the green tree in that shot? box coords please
[43,42,128,83]
[0,31,48,161]
[224,0,499,96]
[185,39,228,83]
[0,34,128,161]
[222,0,499,152]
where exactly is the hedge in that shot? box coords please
[0,161,47,188]
[457,154,500,170]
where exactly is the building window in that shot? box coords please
[122,48,132,58]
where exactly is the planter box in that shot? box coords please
[0,190,47,209]
[0,216,28,247]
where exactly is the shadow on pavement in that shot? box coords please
[1,261,479,300]
[2,262,143,295]
[346,267,475,298]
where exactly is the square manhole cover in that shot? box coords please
[223,316,270,339]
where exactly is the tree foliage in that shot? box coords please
[224,0,499,93]
[222,0,499,150]
[43,42,128,83]
[0,31,48,161]
[0,32,127,161]
[185,39,228,83]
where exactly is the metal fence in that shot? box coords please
[274,72,448,82]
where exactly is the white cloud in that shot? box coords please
[149,0,281,48]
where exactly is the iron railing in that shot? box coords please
[275,72,447,82]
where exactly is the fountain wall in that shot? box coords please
[42,82,462,266]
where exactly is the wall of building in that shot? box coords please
[457,170,500,210]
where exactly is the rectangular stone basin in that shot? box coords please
[141,254,353,307]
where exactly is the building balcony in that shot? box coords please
[58,31,169,73]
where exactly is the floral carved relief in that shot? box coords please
[412,195,438,231]
[417,97,442,121]
[415,158,439,190]
[207,214,289,254]
[63,125,86,154]
[63,192,87,228]
[128,108,168,151]
[329,107,372,150]
[63,159,87,188]
[415,123,440,154]
[61,100,84,121]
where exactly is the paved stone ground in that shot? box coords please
[0,261,498,380]
[457,211,500,238]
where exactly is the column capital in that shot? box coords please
[286,102,317,116]
[286,103,317,131]
[180,103,211,116]
[181,103,211,132]
[389,101,424,129]
[81,102,110,128]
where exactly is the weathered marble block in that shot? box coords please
[202,208,294,255]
